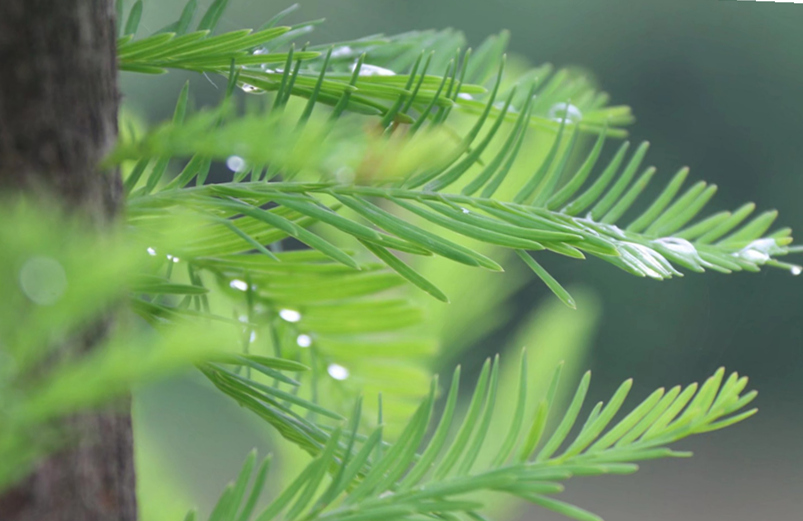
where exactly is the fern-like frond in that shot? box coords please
[131,225,438,444]
[196,355,756,521]
[117,0,631,136]
[113,0,795,456]
[114,19,799,307]
[118,26,317,75]
[125,172,801,306]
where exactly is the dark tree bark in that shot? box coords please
[0,0,121,216]
[0,1,136,520]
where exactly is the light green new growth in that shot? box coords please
[0,0,798,520]
[197,358,757,521]
[114,0,799,308]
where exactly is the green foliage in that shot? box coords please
[112,1,799,308]
[0,202,259,488]
[194,358,756,521]
[2,1,800,520]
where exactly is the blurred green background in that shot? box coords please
[125,1,803,520]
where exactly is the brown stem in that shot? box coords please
[0,1,136,520]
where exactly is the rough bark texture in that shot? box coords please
[0,1,136,520]
[0,0,122,216]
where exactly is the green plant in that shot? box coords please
[1,0,800,520]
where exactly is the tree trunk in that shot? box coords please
[0,1,136,520]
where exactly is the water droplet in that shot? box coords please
[146,247,157,256]
[654,237,698,258]
[240,84,266,94]
[749,238,778,252]
[238,315,249,323]
[791,266,802,276]
[461,207,470,214]
[457,93,473,101]
[742,249,769,263]
[655,237,696,256]
[732,238,781,265]
[653,237,707,269]
[249,331,257,343]
[331,45,355,59]
[279,309,301,322]
[296,334,312,348]
[230,279,248,291]
[226,155,247,172]
[548,102,583,124]
[172,256,180,263]
[353,63,395,76]
[327,363,349,380]
[19,256,68,306]
[249,49,274,71]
